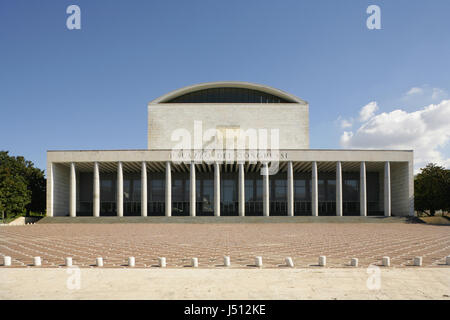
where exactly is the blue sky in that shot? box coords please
[1,0,449,172]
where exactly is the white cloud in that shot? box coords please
[406,87,424,96]
[336,116,353,129]
[403,85,447,102]
[340,100,450,172]
[340,119,352,128]
[358,101,378,122]
[432,88,446,100]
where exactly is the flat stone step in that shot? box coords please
[37,216,422,224]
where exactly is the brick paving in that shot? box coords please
[0,223,449,268]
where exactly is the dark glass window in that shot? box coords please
[164,87,293,103]
[343,179,359,201]
[294,179,307,200]
[172,179,184,202]
[255,180,263,201]
[202,179,214,213]
[100,174,114,201]
[245,180,253,201]
[273,180,286,201]
[327,180,336,201]
[150,179,165,202]
[221,179,236,202]
[132,179,141,201]
[123,179,131,201]
[318,180,326,201]
[202,180,214,204]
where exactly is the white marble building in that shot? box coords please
[46,82,414,217]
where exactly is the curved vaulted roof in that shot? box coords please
[149,81,307,104]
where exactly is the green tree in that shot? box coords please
[0,166,31,219]
[0,151,46,218]
[414,163,450,216]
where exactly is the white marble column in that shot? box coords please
[311,161,318,216]
[70,162,76,217]
[48,163,54,217]
[287,161,294,217]
[165,161,172,217]
[190,162,196,217]
[214,162,220,217]
[117,162,123,217]
[93,162,100,217]
[360,161,367,216]
[238,163,245,216]
[384,161,391,217]
[141,162,147,217]
[336,161,343,216]
[262,163,270,217]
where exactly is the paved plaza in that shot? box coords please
[1,268,449,300]
[1,222,449,268]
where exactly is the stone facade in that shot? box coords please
[46,82,414,218]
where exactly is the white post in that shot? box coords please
[117,161,123,217]
[214,162,221,216]
[384,161,391,217]
[336,161,343,216]
[223,256,231,267]
[3,256,11,266]
[285,257,294,268]
[93,162,100,217]
[413,257,422,267]
[96,257,103,267]
[141,162,147,217]
[238,162,245,216]
[287,161,294,216]
[70,162,76,217]
[158,257,166,268]
[165,161,172,217]
[311,161,318,216]
[190,162,196,217]
[262,162,270,217]
[360,161,367,216]
[319,256,326,267]
[33,257,41,266]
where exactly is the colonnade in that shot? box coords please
[68,161,392,217]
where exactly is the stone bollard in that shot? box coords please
[223,256,231,267]
[65,257,73,267]
[319,256,326,267]
[285,257,294,268]
[3,256,11,266]
[191,258,199,268]
[382,256,390,267]
[96,257,103,267]
[351,258,358,267]
[255,256,263,267]
[413,257,422,267]
[128,257,135,267]
[446,256,450,265]
[33,256,41,266]
[158,257,166,268]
